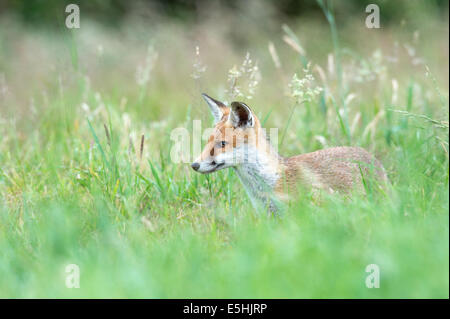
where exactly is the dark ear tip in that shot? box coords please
[201,93,214,102]
[202,93,227,108]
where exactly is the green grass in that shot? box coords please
[0,2,448,298]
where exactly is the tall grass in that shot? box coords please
[0,2,448,298]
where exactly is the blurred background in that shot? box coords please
[0,0,448,298]
[0,0,448,134]
[1,0,449,27]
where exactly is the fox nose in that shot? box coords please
[191,162,200,171]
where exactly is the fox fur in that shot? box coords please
[191,93,388,213]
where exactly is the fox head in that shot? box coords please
[191,93,264,174]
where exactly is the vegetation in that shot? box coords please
[0,1,448,298]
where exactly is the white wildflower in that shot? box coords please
[288,63,323,104]
[226,65,242,99]
[226,52,261,100]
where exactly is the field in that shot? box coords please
[0,1,448,298]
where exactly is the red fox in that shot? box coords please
[191,93,388,212]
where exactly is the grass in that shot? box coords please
[0,2,448,298]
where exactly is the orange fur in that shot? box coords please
[192,94,388,210]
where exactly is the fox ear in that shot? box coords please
[230,102,254,128]
[202,93,227,123]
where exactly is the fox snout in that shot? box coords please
[191,157,226,174]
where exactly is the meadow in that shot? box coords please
[0,1,448,298]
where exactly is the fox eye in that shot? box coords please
[220,141,227,148]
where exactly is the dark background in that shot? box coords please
[0,0,448,28]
